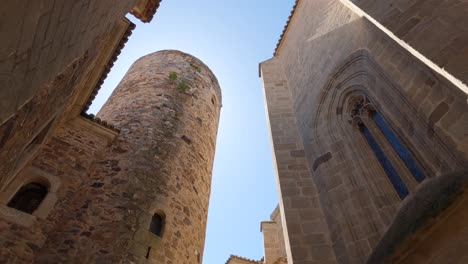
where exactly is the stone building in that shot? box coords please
[0,1,222,263]
[230,0,468,263]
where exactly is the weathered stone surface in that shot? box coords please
[348,0,468,86]
[87,50,220,264]
[0,49,220,263]
[249,0,468,263]
[0,0,160,207]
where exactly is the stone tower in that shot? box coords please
[9,50,223,264]
[95,50,222,263]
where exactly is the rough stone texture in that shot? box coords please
[387,190,468,264]
[348,0,468,86]
[92,50,220,264]
[261,57,336,264]
[0,49,221,263]
[0,2,224,263]
[258,0,468,263]
[0,118,112,263]
[0,0,157,123]
[261,206,287,264]
[226,255,263,264]
[367,170,468,263]
[0,0,158,201]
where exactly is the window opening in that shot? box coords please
[149,213,164,237]
[372,112,425,182]
[7,182,48,214]
[359,123,409,198]
[145,247,151,259]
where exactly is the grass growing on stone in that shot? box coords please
[189,62,201,73]
[169,72,178,82]
[177,82,190,91]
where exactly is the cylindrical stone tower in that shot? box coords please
[89,50,221,263]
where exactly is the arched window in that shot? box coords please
[7,182,48,214]
[358,122,409,198]
[149,213,164,237]
[351,97,425,198]
[371,112,425,183]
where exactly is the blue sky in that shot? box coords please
[88,1,295,263]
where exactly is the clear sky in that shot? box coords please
[87,1,295,263]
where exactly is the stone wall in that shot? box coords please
[260,57,336,264]
[0,0,152,197]
[91,50,220,263]
[0,50,221,263]
[261,206,287,264]
[0,118,112,263]
[347,0,468,86]
[0,0,137,123]
[226,256,262,264]
[262,0,468,263]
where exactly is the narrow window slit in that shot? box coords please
[181,135,192,145]
[149,213,164,237]
[145,247,151,259]
[359,123,409,198]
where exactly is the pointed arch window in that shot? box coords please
[351,97,425,198]
[371,112,425,183]
[358,122,409,198]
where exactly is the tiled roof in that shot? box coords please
[81,21,136,114]
[130,0,162,23]
[225,255,263,264]
[81,113,119,132]
[274,0,300,56]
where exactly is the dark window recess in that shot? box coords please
[7,182,48,214]
[181,135,192,145]
[372,112,425,182]
[360,124,409,199]
[149,213,164,237]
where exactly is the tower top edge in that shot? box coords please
[133,50,222,103]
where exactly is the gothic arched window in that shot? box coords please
[7,182,48,214]
[351,97,425,198]
[371,112,425,183]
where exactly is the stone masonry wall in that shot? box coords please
[0,0,140,196]
[0,0,137,123]
[0,120,110,263]
[67,50,220,264]
[261,206,287,264]
[261,57,337,264]
[264,0,468,263]
[348,0,468,86]
[0,50,221,264]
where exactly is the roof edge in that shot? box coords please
[81,20,135,114]
[274,0,300,56]
[225,254,263,264]
[130,0,162,23]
